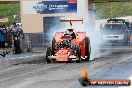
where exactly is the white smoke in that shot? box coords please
[45,16,104,60]
[81,17,102,60]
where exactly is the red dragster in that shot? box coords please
[46,28,91,63]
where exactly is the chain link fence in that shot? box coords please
[24,33,51,52]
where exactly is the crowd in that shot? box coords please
[0,22,24,56]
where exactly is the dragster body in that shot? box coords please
[46,18,91,63]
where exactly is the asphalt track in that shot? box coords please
[0,46,132,88]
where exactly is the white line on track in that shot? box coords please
[32,55,36,56]
[11,58,16,59]
[26,56,29,58]
[18,57,25,58]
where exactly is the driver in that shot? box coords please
[60,39,69,48]
[65,29,76,40]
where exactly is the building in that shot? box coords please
[0,0,96,46]
[0,0,91,33]
[21,0,89,33]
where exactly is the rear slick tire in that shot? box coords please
[46,47,52,63]
[85,37,91,61]
[76,47,81,63]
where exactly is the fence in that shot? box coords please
[24,33,51,48]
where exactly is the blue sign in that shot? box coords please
[32,1,77,14]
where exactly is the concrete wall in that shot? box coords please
[20,0,88,33]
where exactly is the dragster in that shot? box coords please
[46,18,91,63]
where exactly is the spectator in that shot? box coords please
[10,22,23,54]
[0,25,7,56]
[4,26,13,48]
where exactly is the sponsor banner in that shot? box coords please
[23,0,77,14]
[0,18,8,22]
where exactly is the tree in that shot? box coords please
[0,4,20,26]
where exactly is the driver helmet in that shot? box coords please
[67,29,74,35]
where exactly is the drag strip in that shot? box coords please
[0,46,131,88]
[0,52,46,69]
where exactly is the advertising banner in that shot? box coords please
[23,0,77,14]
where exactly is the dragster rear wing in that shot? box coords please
[60,17,83,24]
